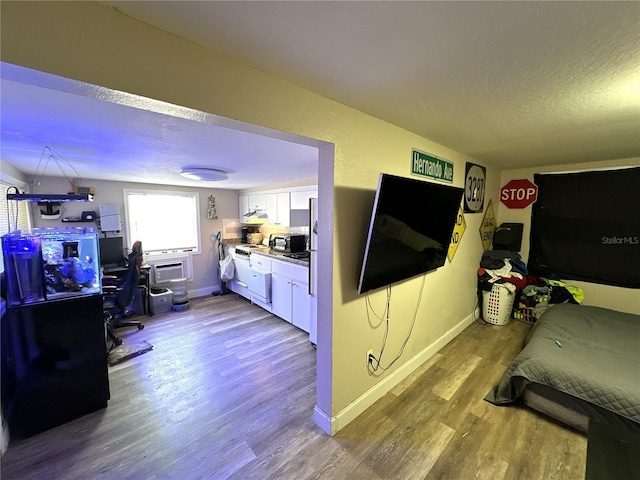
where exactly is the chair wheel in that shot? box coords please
[138,324,145,330]
[115,338,123,346]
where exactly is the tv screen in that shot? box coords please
[99,236,125,267]
[357,174,464,294]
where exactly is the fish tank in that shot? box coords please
[2,227,102,307]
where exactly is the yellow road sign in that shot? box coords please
[479,199,496,251]
[447,205,466,262]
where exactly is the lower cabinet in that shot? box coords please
[271,260,311,333]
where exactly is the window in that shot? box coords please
[528,167,640,288]
[1,184,32,273]
[124,189,200,256]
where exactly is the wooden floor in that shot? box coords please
[1,295,587,479]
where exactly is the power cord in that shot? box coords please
[367,274,427,373]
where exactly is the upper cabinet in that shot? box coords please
[239,195,249,218]
[290,187,318,210]
[247,193,267,212]
[266,192,290,227]
[239,186,317,227]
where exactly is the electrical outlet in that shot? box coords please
[366,349,374,367]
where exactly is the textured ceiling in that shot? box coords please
[101,1,640,168]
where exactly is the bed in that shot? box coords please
[485,303,640,433]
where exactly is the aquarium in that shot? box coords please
[2,227,102,306]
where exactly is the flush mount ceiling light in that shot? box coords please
[180,167,229,181]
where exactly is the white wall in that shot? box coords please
[27,176,239,297]
[498,157,640,315]
[1,1,513,434]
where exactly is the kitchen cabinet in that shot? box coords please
[290,187,318,210]
[265,192,291,227]
[248,193,267,211]
[271,259,310,333]
[239,186,317,226]
[239,193,267,215]
[239,195,249,217]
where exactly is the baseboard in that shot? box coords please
[313,405,334,436]
[188,285,221,299]
[316,309,477,435]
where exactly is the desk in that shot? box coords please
[102,264,151,315]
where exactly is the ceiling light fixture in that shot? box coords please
[180,167,229,181]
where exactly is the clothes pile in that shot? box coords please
[477,250,584,322]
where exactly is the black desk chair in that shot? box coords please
[103,240,145,346]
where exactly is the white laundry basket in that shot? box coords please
[482,284,515,325]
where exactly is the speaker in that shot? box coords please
[493,223,524,252]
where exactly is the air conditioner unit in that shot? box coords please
[154,261,185,284]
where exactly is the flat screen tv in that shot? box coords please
[357,173,464,294]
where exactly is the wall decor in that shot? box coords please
[464,162,486,213]
[479,199,496,251]
[447,204,466,262]
[207,195,218,220]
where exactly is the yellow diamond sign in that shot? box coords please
[447,205,466,262]
[479,199,497,251]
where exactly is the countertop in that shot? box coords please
[250,249,310,268]
[226,242,309,268]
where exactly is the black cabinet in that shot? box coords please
[1,294,110,438]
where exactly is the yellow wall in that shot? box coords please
[498,157,640,315]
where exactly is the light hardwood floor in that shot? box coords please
[1,294,587,479]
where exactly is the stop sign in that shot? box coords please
[500,179,538,208]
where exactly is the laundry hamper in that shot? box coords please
[482,284,515,325]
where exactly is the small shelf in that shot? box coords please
[7,193,93,203]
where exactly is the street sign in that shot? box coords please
[479,199,496,251]
[500,179,538,209]
[411,149,454,182]
[464,162,486,213]
[447,205,466,262]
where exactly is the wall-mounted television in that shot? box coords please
[357,173,464,294]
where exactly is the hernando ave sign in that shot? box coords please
[411,150,454,183]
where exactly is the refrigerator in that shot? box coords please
[308,197,318,346]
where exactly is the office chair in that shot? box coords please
[103,241,145,346]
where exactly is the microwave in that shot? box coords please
[269,234,306,253]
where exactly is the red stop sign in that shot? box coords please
[500,179,538,208]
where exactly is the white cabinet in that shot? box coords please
[265,192,291,227]
[290,188,318,210]
[239,186,317,226]
[271,259,310,333]
[248,193,267,211]
[239,195,249,217]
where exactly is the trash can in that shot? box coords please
[169,277,189,311]
[150,288,173,314]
